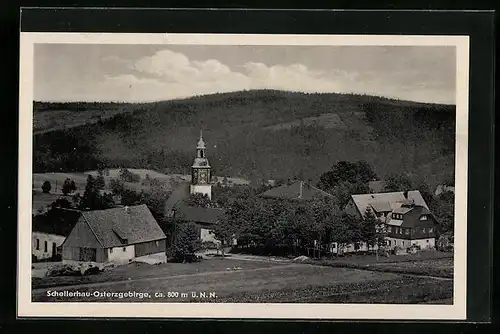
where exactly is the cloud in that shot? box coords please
[35,47,455,104]
[99,50,350,101]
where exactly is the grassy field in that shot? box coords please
[32,192,75,214]
[310,252,454,278]
[32,258,453,304]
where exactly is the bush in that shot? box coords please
[201,241,219,250]
[62,178,77,195]
[47,263,102,277]
[84,266,101,275]
[42,181,51,193]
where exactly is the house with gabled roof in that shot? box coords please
[344,190,438,252]
[384,204,438,250]
[62,204,167,266]
[172,204,227,244]
[345,190,429,221]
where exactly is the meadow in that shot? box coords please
[32,257,453,304]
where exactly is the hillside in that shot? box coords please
[33,90,456,189]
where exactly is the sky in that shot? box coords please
[34,44,456,104]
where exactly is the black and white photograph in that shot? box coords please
[18,32,470,320]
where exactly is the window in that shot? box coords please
[429,228,434,233]
[155,241,159,247]
[422,228,427,233]
[420,215,428,220]
[387,226,392,232]
[36,239,39,250]
[405,229,410,235]
[44,241,47,252]
[123,247,127,252]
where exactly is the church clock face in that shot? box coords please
[198,170,207,184]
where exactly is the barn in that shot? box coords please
[62,204,167,267]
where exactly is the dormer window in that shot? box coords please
[420,215,428,221]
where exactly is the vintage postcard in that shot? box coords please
[18,33,469,319]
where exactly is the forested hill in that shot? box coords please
[33,90,456,188]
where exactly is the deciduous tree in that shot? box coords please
[62,178,77,195]
[383,172,413,192]
[42,181,51,194]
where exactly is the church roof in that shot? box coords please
[197,130,206,148]
[174,205,226,225]
[164,182,191,214]
[192,157,211,168]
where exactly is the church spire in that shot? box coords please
[197,129,206,149]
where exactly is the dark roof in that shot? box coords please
[258,181,333,201]
[165,182,191,213]
[174,205,226,225]
[81,204,166,247]
[401,205,434,228]
[32,208,82,237]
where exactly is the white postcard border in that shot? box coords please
[18,32,469,319]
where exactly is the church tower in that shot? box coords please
[190,130,212,199]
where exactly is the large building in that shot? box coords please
[190,131,212,200]
[345,190,439,252]
[62,204,167,267]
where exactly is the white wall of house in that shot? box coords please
[107,245,135,264]
[190,184,212,199]
[386,237,435,249]
[410,238,435,249]
[32,232,65,260]
[329,241,380,254]
[200,228,220,244]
